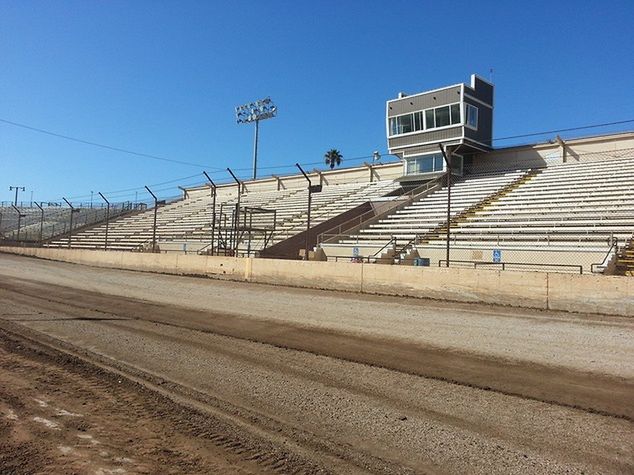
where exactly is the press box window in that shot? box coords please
[465,104,478,129]
[406,153,445,175]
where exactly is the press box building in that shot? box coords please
[386,74,494,180]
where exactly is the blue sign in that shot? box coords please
[352,246,360,257]
[492,249,502,263]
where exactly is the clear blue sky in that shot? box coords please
[1,0,633,204]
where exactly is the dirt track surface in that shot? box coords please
[0,253,633,474]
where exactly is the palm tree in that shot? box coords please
[324,149,343,169]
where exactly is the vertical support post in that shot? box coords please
[253,119,259,180]
[203,172,217,256]
[34,202,44,243]
[227,168,242,255]
[11,205,23,242]
[439,144,452,267]
[62,197,76,249]
[144,186,159,253]
[296,163,314,261]
[98,192,110,251]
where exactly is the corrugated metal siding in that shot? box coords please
[387,86,462,117]
[389,126,462,149]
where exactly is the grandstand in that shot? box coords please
[2,74,633,275]
[45,177,401,255]
[0,202,140,243]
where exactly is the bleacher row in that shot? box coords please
[46,180,400,252]
[422,157,634,250]
[7,155,632,273]
[320,157,634,273]
[0,205,135,242]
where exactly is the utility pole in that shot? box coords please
[9,186,25,206]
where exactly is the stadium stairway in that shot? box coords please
[415,156,634,273]
[614,237,634,276]
[404,169,542,260]
[319,169,530,261]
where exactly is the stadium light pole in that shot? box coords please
[144,186,165,253]
[236,97,277,180]
[34,201,44,243]
[296,163,322,261]
[98,192,110,251]
[9,186,25,207]
[203,171,217,256]
[62,197,80,249]
[439,144,452,268]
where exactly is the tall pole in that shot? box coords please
[253,119,259,180]
[34,202,44,243]
[227,168,242,254]
[236,97,277,183]
[439,144,452,267]
[62,197,76,249]
[11,205,23,242]
[9,186,25,206]
[203,172,217,256]
[98,192,110,251]
[296,163,313,261]
[145,186,159,253]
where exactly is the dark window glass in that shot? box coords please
[414,111,424,131]
[435,106,450,127]
[398,114,413,134]
[425,109,435,129]
[450,103,461,124]
[419,157,434,173]
[466,104,478,128]
[434,154,444,171]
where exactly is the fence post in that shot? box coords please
[98,192,110,251]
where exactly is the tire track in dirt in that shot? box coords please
[1,278,632,421]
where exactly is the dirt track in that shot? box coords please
[0,253,633,474]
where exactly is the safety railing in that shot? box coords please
[317,177,443,246]
[438,259,583,274]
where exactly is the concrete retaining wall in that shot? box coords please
[1,246,632,317]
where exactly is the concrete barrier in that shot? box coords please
[547,273,634,316]
[361,265,549,309]
[249,258,363,292]
[0,247,631,316]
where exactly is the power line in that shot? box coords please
[0,118,222,170]
[491,119,634,143]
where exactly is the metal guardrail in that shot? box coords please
[317,177,442,246]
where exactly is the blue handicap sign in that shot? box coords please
[352,246,360,257]
[492,249,502,263]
